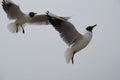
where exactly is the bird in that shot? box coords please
[2,0,69,34]
[46,11,97,64]
[2,0,37,33]
[2,0,32,33]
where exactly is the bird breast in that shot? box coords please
[71,31,92,53]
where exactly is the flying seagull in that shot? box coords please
[2,0,35,33]
[46,11,97,64]
[2,0,69,33]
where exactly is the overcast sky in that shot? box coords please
[0,0,120,80]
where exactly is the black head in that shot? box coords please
[29,12,37,17]
[86,24,97,32]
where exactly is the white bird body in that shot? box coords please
[65,31,92,63]
[15,14,31,25]
[73,31,92,52]
[7,14,33,33]
[47,12,96,64]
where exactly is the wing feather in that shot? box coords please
[29,13,70,25]
[2,0,24,19]
[29,14,49,25]
[47,13,83,45]
[56,21,83,45]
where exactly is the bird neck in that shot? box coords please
[84,30,92,41]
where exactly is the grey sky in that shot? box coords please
[0,0,120,80]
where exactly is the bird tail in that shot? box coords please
[65,48,74,64]
[7,22,17,33]
[7,22,24,33]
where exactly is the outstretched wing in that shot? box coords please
[47,11,70,21]
[47,12,83,45]
[2,0,24,19]
[55,21,83,45]
[29,12,70,25]
[29,14,49,25]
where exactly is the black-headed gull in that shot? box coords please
[2,0,36,33]
[46,11,97,64]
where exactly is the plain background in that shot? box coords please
[0,0,120,80]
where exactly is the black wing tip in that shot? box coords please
[2,0,12,5]
[2,0,13,7]
[2,0,6,4]
[2,0,7,6]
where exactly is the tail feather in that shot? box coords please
[7,22,24,33]
[65,48,74,64]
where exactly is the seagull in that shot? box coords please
[2,0,69,34]
[46,11,97,64]
[2,0,37,33]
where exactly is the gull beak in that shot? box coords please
[92,24,97,28]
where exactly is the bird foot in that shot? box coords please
[22,29,25,34]
[46,11,50,15]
